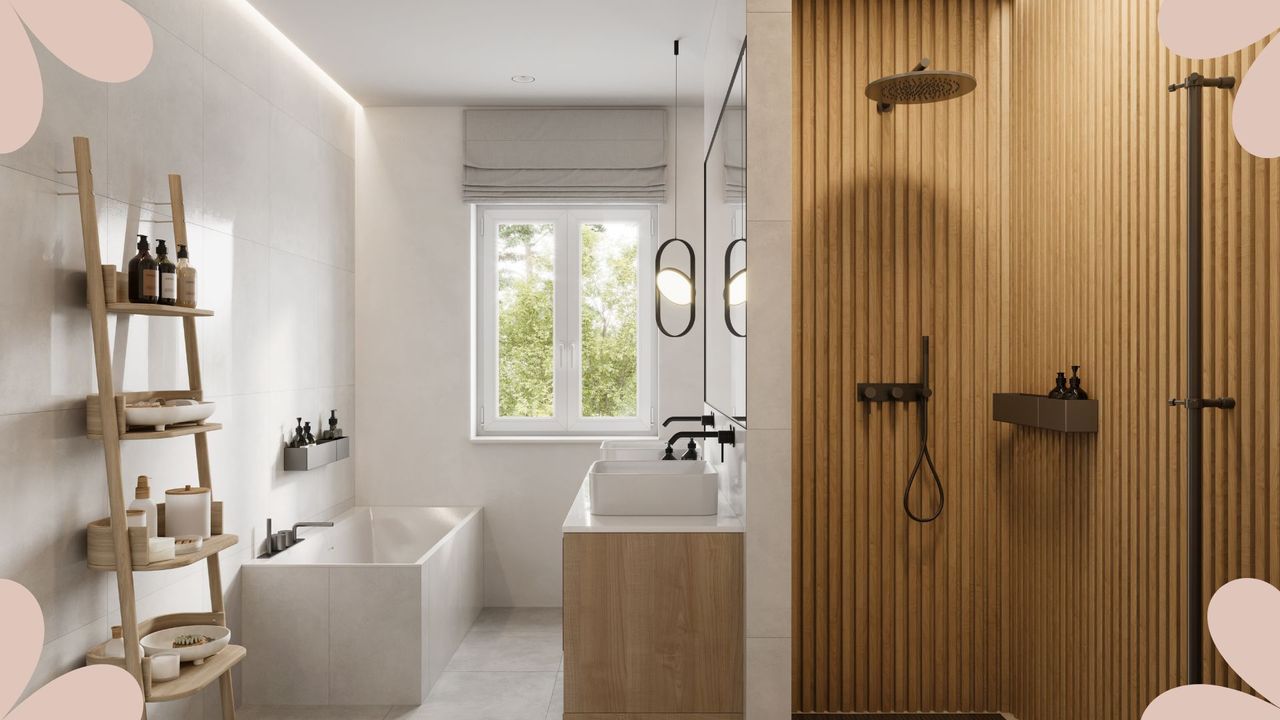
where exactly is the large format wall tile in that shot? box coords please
[0,2,359,714]
[203,60,270,244]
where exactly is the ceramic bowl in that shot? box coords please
[124,400,216,432]
[141,625,230,664]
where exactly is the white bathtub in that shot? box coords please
[242,506,483,706]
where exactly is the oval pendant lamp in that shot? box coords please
[656,38,696,338]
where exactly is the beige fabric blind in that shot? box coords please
[463,108,667,202]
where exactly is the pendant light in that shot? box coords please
[723,237,747,338]
[656,38,696,338]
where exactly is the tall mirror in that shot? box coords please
[704,43,746,426]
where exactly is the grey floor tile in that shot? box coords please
[468,607,562,635]
[544,672,563,720]
[446,630,563,672]
[239,707,392,720]
[384,672,556,720]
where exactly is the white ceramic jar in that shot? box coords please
[164,485,211,538]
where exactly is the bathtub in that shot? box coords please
[242,506,483,706]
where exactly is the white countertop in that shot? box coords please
[561,477,744,533]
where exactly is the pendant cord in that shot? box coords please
[673,39,679,234]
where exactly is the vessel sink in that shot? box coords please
[587,460,718,516]
[598,439,694,461]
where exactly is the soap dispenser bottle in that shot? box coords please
[1066,365,1089,400]
[1048,371,1068,399]
[127,234,158,303]
[176,243,197,308]
[128,475,158,538]
[155,239,177,306]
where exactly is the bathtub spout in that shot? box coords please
[289,521,334,544]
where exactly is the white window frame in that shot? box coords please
[476,205,657,436]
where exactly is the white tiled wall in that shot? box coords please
[745,5,793,720]
[0,2,358,717]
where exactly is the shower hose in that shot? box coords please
[903,375,944,523]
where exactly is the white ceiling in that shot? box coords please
[248,0,719,107]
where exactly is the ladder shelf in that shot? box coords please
[71,136,241,720]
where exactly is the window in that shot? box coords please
[476,206,656,435]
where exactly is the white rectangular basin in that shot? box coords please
[598,439,690,461]
[587,460,718,516]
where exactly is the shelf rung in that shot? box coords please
[104,302,214,318]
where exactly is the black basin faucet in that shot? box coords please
[662,414,715,428]
[664,427,738,461]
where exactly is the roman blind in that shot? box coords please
[463,108,667,202]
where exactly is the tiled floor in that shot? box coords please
[241,608,564,720]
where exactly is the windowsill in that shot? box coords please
[469,434,660,445]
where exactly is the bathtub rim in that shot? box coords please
[243,505,482,569]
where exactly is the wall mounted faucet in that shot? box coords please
[664,428,737,461]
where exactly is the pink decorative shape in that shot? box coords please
[1158,0,1280,59]
[4,666,143,720]
[0,579,143,720]
[1143,684,1280,720]
[1143,579,1280,719]
[0,0,152,154]
[1159,0,1280,159]
[9,0,152,82]
[1206,577,1280,704]
[0,4,43,154]
[1234,41,1280,158]
[0,580,43,716]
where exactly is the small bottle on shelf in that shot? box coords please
[127,234,158,304]
[176,244,198,308]
[1066,365,1089,400]
[128,475,158,539]
[103,626,143,660]
[156,239,177,306]
[303,422,316,445]
[1048,371,1068,399]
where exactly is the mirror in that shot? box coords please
[704,43,746,426]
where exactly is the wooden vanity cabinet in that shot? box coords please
[562,531,744,720]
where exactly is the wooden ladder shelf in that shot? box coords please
[70,136,243,720]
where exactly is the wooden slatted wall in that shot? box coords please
[791,0,1013,712]
[1008,2,1280,719]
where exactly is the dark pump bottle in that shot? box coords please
[128,234,159,303]
[1066,365,1089,400]
[156,239,177,306]
[1048,371,1068,399]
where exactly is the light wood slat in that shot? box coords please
[792,0,1011,713]
[1005,3,1278,720]
[794,2,1277,717]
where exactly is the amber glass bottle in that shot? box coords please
[127,235,159,303]
[156,239,177,306]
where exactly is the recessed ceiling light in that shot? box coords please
[511,75,536,84]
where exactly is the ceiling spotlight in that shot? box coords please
[511,75,536,84]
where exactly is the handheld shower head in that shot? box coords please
[866,58,977,113]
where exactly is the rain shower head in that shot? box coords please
[865,58,977,113]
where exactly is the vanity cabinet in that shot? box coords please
[562,532,743,720]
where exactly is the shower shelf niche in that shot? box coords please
[992,393,1098,433]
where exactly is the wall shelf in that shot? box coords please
[992,393,1099,433]
[87,501,232,571]
[283,436,350,471]
[105,302,214,318]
